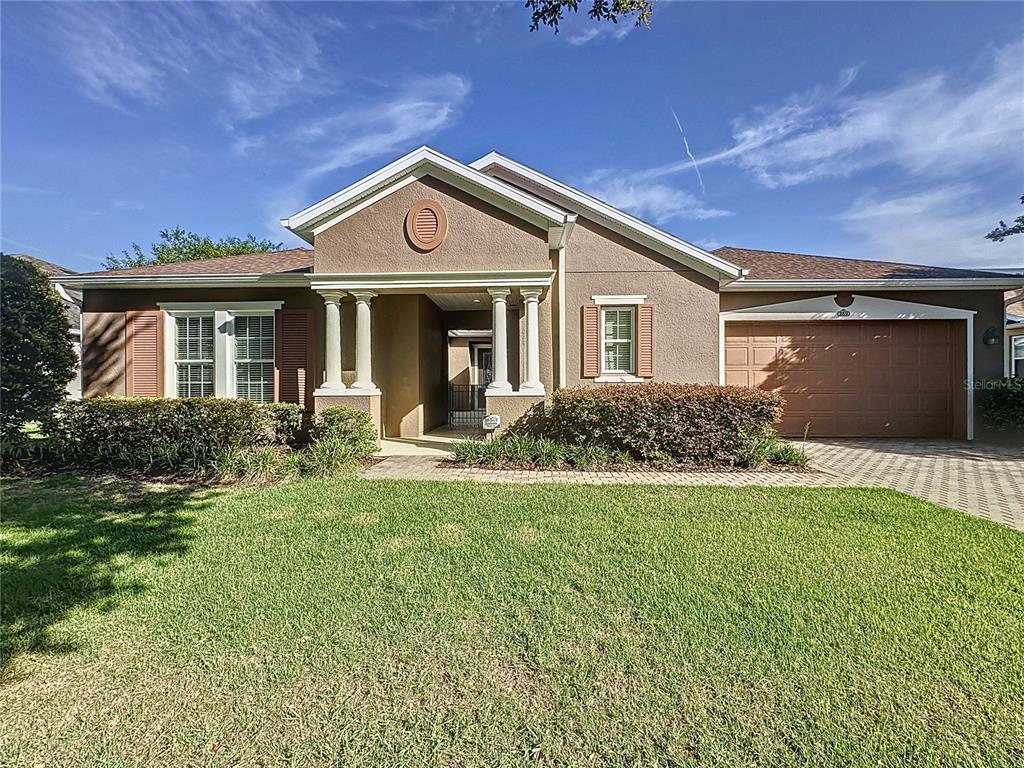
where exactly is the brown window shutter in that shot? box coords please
[275,309,313,409]
[125,310,163,397]
[637,304,654,378]
[582,304,600,378]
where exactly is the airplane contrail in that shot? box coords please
[669,105,705,195]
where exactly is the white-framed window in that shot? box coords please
[233,314,275,403]
[601,306,635,375]
[1013,335,1024,379]
[160,301,282,400]
[174,315,215,398]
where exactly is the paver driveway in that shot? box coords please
[802,439,1023,530]
[365,439,1023,530]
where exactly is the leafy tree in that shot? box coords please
[985,195,1024,242]
[105,227,283,270]
[0,254,77,441]
[526,0,653,32]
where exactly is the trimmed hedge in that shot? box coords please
[309,405,377,459]
[262,402,306,446]
[46,397,269,469]
[547,383,784,467]
[979,377,1024,430]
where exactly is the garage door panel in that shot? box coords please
[724,320,965,438]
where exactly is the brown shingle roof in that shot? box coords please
[715,246,1015,281]
[79,248,314,277]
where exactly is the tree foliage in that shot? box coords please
[0,255,77,441]
[105,227,283,270]
[985,195,1024,242]
[526,0,653,32]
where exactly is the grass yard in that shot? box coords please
[2,475,1023,767]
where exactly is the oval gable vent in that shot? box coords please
[405,199,448,251]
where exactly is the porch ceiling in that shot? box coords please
[428,292,490,311]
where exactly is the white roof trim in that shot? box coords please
[282,146,571,243]
[724,278,1024,291]
[53,274,309,290]
[470,152,745,280]
[720,293,976,321]
[309,269,555,291]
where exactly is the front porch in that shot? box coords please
[310,270,554,439]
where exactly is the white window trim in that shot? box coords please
[600,305,636,376]
[159,301,282,400]
[591,294,646,306]
[1009,330,1024,379]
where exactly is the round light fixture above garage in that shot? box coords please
[405,199,448,252]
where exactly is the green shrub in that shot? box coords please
[565,444,610,470]
[309,406,377,458]
[979,377,1024,430]
[46,397,268,472]
[217,445,296,484]
[261,402,305,446]
[533,438,567,468]
[297,438,363,478]
[548,383,784,467]
[451,439,487,465]
[745,434,809,469]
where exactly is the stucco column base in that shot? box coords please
[484,394,546,438]
[313,391,382,445]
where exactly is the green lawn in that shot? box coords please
[2,475,1022,766]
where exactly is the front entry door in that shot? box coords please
[474,344,493,409]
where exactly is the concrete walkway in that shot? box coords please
[362,439,1024,530]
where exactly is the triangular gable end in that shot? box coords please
[470,152,745,282]
[282,146,573,247]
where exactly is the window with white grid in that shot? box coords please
[1013,335,1024,379]
[234,315,275,403]
[175,315,214,398]
[602,307,634,374]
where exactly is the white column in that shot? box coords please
[487,287,512,392]
[321,293,345,391]
[521,287,544,394]
[351,291,377,391]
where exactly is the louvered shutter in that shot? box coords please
[637,303,654,378]
[275,309,313,408]
[582,304,600,378]
[125,310,163,397]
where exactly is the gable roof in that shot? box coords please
[282,146,574,245]
[716,246,1024,290]
[470,152,745,281]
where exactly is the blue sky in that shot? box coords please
[2,1,1023,272]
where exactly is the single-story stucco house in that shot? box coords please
[55,147,1023,441]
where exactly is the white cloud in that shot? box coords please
[837,185,1024,268]
[296,75,472,182]
[582,171,731,224]
[638,41,1023,189]
[48,2,329,125]
[566,24,632,46]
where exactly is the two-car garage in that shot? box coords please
[724,319,967,438]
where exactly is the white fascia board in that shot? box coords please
[591,294,647,305]
[53,274,309,289]
[282,146,570,241]
[470,152,746,280]
[720,293,976,321]
[158,301,283,313]
[310,269,555,292]
[723,278,1024,291]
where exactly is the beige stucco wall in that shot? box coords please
[313,393,381,443]
[484,395,545,436]
[448,338,472,384]
[313,176,552,274]
[81,311,126,397]
[563,217,721,387]
[720,289,1008,381]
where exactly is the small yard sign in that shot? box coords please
[482,414,501,431]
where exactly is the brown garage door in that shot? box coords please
[724,320,966,438]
